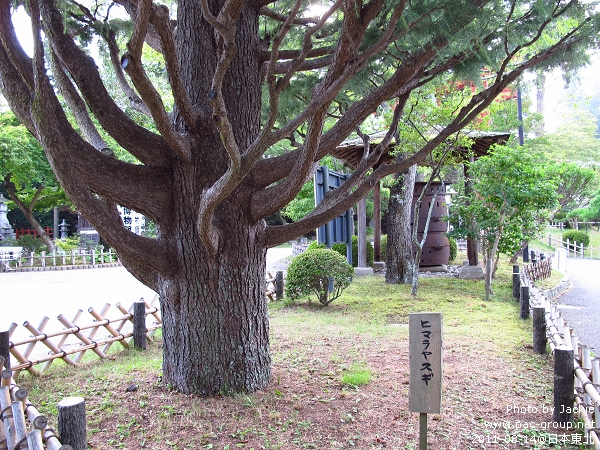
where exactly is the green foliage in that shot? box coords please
[561,230,590,248]
[448,236,457,262]
[546,161,598,213]
[449,145,558,267]
[527,109,600,164]
[332,236,374,268]
[306,240,326,252]
[285,249,354,306]
[55,236,81,252]
[15,235,47,253]
[565,188,600,223]
[380,234,388,262]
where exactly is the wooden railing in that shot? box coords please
[3,248,119,271]
[515,265,600,448]
[547,234,586,258]
[14,228,54,239]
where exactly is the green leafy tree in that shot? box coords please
[449,145,558,300]
[546,161,598,215]
[0,111,69,251]
[1,0,598,395]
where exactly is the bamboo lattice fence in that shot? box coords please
[4,272,285,380]
[5,296,162,381]
[518,264,600,448]
[0,357,69,450]
[522,256,552,283]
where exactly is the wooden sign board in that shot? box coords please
[409,312,443,414]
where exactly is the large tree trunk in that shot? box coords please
[386,165,417,284]
[159,177,270,395]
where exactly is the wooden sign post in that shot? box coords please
[409,313,443,450]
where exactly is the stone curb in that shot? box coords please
[543,276,570,301]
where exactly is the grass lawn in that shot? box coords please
[15,258,585,450]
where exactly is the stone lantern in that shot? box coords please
[0,193,15,240]
[59,219,69,240]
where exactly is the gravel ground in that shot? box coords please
[555,257,600,352]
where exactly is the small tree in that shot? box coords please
[450,145,558,300]
[285,249,353,306]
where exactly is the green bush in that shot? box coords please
[332,235,374,268]
[55,236,81,252]
[15,235,47,253]
[448,236,457,262]
[562,230,590,249]
[380,234,388,262]
[285,248,354,306]
[306,240,326,252]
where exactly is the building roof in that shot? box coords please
[331,130,511,169]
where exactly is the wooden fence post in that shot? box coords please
[519,285,530,320]
[593,358,600,427]
[133,301,147,350]
[276,271,284,300]
[58,397,86,450]
[0,331,9,370]
[553,345,574,424]
[532,307,546,354]
[512,265,520,300]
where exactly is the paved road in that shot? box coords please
[555,257,600,352]
[0,247,292,342]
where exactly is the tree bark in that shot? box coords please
[386,165,417,284]
[159,179,271,395]
[464,160,479,266]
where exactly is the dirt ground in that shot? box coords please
[64,323,585,450]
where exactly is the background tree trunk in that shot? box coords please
[386,165,417,284]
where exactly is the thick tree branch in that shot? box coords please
[260,46,334,62]
[39,0,172,167]
[103,28,152,116]
[0,0,34,90]
[266,31,585,245]
[0,44,35,136]
[151,4,199,129]
[195,0,247,254]
[29,68,171,282]
[49,50,110,151]
[113,0,168,53]
[270,55,334,74]
[258,6,319,26]
[127,0,151,61]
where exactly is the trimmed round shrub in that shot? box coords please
[332,235,374,268]
[448,236,457,262]
[562,230,590,249]
[285,248,354,306]
[380,234,388,262]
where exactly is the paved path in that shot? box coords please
[1,247,292,341]
[555,257,600,352]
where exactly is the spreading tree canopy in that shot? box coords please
[1,0,598,394]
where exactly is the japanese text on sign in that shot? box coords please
[409,312,443,414]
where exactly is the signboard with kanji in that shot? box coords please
[409,312,443,414]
